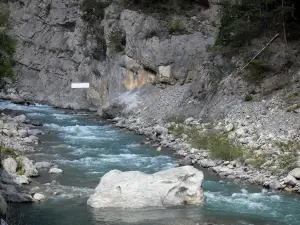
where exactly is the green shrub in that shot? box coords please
[246,59,272,82]
[0,146,15,161]
[275,141,299,171]
[81,0,109,25]
[107,29,126,53]
[244,94,253,102]
[168,19,187,35]
[189,133,244,161]
[215,0,300,47]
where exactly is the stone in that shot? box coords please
[180,155,193,166]
[284,175,299,187]
[225,123,234,132]
[14,114,26,123]
[49,168,63,174]
[268,180,281,190]
[198,159,216,168]
[33,193,46,202]
[158,65,172,83]
[87,166,204,208]
[153,125,168,135]
[28,129,43,136]
[18,129,28,138]
[184,117,194,124]
[14,175,30,185]
[35,161,53,170]
[23,135,39,144]
[2,157,17,174]
[288,168,300,179]
[17,156,39,177]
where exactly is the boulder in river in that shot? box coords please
[87,165,204,208]
[49,167,63,174]
[33,193,46,202]
[35,161,53,170]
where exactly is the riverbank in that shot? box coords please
[0,109,64,216]
[109,96,300,195]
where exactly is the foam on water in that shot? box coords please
[205,188,282,214]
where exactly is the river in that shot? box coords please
[0,101,299,225]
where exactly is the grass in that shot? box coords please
[189,133,244,161]
[164,115,186,124]
[245,156,266,168]
[16,159,24,175]
[287,104,300,112]
[275,141,299,171]
[0,146,15,157]
[168,124,186,136]
[167,19,187,35]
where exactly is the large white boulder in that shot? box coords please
[2,157,17,174]
[289,168,300,179]
[87,166,204,208]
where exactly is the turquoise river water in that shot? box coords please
[0,101,299,225]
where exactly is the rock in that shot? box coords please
[2,157,17,174]
[87,166,204,208]
[30,121,43,126]
[14,175,30,185]
[35,161,52,170]
[49,168,63,174]
[268,180,281,190]
[18,129,28,138]
[23,135,39,144]
[14,114,26,123]
[153,125,168,135]
[225,123,234,132]
[0,194,7,216]
[17,156,39,177]
[288,168,300,179]
[198,159,216,168]
[33,193,46,202]
[179,155,193,166]
[184,117,194,124]
[158,65,172,83]
[28,129,43,136]
[284,175,299,187]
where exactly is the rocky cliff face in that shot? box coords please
[2,0,230,119]
[2,0,299,124]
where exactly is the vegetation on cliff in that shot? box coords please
[216,0,300,47]
[0,4,15,83]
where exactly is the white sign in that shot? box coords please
[71,83,90,88]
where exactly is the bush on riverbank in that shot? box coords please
[168,123,244,161]
[276,141,299,171]
[189,133,244,161]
